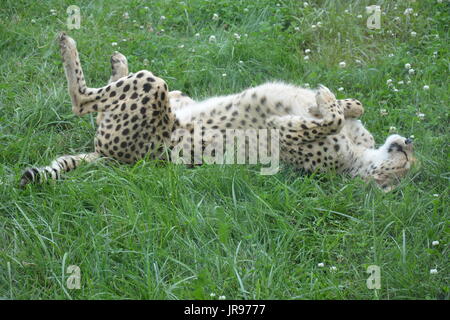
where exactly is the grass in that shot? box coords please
[0,0,448,299]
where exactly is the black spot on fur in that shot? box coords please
[143,83,152,93]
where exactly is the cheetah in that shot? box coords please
[20,33,415,192]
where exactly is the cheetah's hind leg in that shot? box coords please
[109,51,129,83]
[96,52,130,125]
[58,32,146,117]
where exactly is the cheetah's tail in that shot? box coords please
[19,152,100,188]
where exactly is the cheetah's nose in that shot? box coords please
[405,138,413,145]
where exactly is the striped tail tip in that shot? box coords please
[19,168,37,188]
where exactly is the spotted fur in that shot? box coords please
[20,33,415,191]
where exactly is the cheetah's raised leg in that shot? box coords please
[59,32,130,116]
[266,85,345,144]
[96,52,130,125]
[109,51,129,83]
[59,32,169,118]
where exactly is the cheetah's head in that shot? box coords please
[372,134,416,191]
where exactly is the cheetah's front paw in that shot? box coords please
[338,99,364,118]
[315,85,336,107]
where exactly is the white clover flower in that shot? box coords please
[111,42,118,47]
[410,135,415,139]
[330,266,337,272]
[386,79,393,85]
[218,295,226,300]
[244,8,249,12]
[160,15,166,20]
[195,33,200,37]
[407,80,411,84]
[244,33,248,37]
[31,19,36,23]
[339,61,346,68]
[423,85,430,90]
[123,12,129,19]
[392,88,399,92]
[294,26,300,31]
[394,17,400,22]
[388,53,394,58]
[404,8,413,16]
[437,0,443,3]
[410,31,417,37]
[212,13,219,21]
[233,33,241,40]
[389,126,397,133]
[304,83,310,88]
[344,9,349,14]
[139,25,144,29]
[311,24,317,30]
[357,15,363,19]
[355,59,362,64]
[380,109,388,116]
[318,262,325,268]
[433,194,439,197]
[317,22,322,27]
[143,58,149,66]
[430,268,438,275]
[408,68,415,75]
[432,240,440,246]
[303,2,309,7]
[338,87,344,92]
[404,63,411,70]
[178,44,185,48]
[209,35,216,43]
[222,73,227,77]
[304,55,310,61]
[210,293,216,297]
[239,60,244,64]
[433,51,438,57]
[417,112,425,120]
[304,49,311,54]
[144,6,149,10]
[398,80,404,85]
[160,29,165,33]
[50,9,57,16]
[276,3,281,7]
